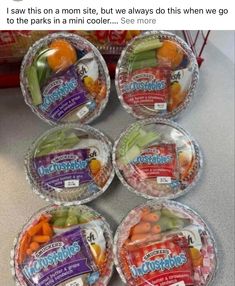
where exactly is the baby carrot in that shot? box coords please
[141,207,151,216]
[141,212,160,223]
[42,222,53,237]
[28,222,43,236]
[26,249,33,256]
[151,224,161,234]
[30,242,40,252]
[32,235,50,243]
[39,214,50,222]
[130,233,148,242]
[131,222,151,235]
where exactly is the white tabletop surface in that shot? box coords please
[0,33,234,285]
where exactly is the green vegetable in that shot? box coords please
[136,131,160,148]
[26,65,42,106]
[121,145,140,164]
[53,207,68,218]
[119,127,160,164]
[53,217,67,228]
[157,217,174,232]
[65,215,78,227]
[68,206,81,219]
[131,58,158,71]
[35,49,51,85]
[129,50,156,62]
[132,39,163,54]
[36,131,80,157]
[161,208,182,219]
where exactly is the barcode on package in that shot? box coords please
[66,277,83,286]
[157,176,172,184]
[64,180,80,188]
[170,282,186,286]
[77,106,89,119]
[154,102,167,110]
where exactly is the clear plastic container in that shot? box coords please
[114,200,217,286]
[20,32,110,125]
[11,205,114,286]
[25,124,114,204]
[116,31,199,119]
[113,118,203,199]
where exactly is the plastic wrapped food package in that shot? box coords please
[20,32,110,125]
[25,124,114,204]
[11,205,114,286]
[116,31,199,119]
[114,200,217,286]
[113,118,203,199]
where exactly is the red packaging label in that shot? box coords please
[132,144,178,182]
[121,67,171,109]
[124,235,194,286]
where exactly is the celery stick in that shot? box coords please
[131,58,158,71]
[136,131,160,148]
[26,66,42,106]
[129,49,156,62]
[121,145,140,164]
[132,39,163,54]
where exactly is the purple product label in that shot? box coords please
[39,66,90,121]
[21,227,97,286]
[33,149,92,190]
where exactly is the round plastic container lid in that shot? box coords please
[11,204,114,286]
[114,200,217,286]
[21,32,110,125]
[25,124,114,204]
[113,118,203,199]
[115,31,199,120]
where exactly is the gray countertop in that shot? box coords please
[0,35,234,285]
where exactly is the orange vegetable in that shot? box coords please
[30,242,40,252]
[39,214,51,222]
[28,222,43,237]
[131,222,151,235]
[42,222,53,237]
[26,249,33,256]
[32,235,50,243]
[151,225,161,234]
[130,233,148,242]
[141,207,151,217]
[141,212,160,223]
[157,40,184,69]
[47,39,77,72]
[18,232,31,264]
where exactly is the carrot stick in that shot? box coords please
[32,235,50,243]
[131,222,151,235]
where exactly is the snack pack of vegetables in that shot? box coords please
[11,205,114,286]
[20,32,110,125]
[114,200,217,286]
[116,31,199,119]
[113,118,202,199]
[25,124,114,204]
